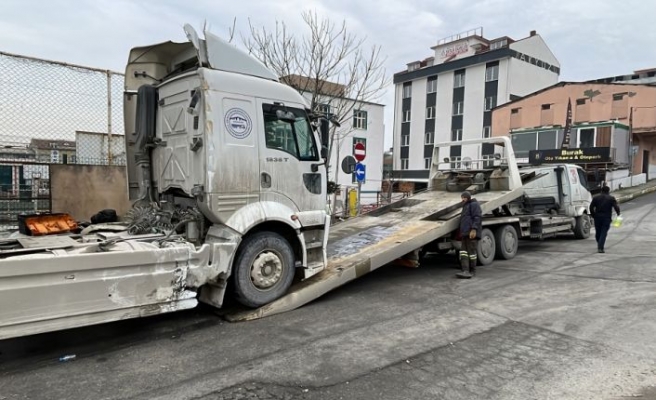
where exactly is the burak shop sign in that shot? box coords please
[529,147,612,165]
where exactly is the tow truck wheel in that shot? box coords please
[494,224,519,260]
[233,231,296,308]
[477,228,496,266]
[574,214,591,239]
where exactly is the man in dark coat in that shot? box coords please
[457,191,482,279]
[589,185,620,253]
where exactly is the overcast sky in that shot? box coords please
[1,0,655,148]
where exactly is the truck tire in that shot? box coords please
[477,228,496,266]
[494,224,519,260]
[232,231,296,308]
[574,214,591,239]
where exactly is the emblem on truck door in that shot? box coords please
[224,108,253,139]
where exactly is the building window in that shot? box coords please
[401,135,410,146]
[353,110,368,129]
[50,150,60,163]
[450,156,462,169]
[511,131,538,159]
[403,110,411,123]
[401,158,409,170]
[485,65,499,82]
[403,83,412,99]
[426,106,435,119]
[452,101,464,116]
[451,129,463,142]
[425,131,434,145]
[490,39,508,50]
[541,104,551,110]
[484,96,497,111]
[454,71,466,88]
[511,108,520,114]
[483,126,491,138]
[353,137,366,148]
[424,157,432,169]
[427,77,437,93]
[576,98,587,105]
[612,93,625,101]
[578,128,595,148]
[316,103,332,116]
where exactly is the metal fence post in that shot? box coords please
[107,70,113,166]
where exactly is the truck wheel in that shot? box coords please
[477,228,496,266]
[495,225,519,260]
[574,214,591,239]
[232,231,296,308]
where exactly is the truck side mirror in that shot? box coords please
[321,146,328,160]
[320,118,330,150]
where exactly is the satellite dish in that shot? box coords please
[462,156,472,169]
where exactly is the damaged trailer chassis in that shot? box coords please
[0,232,238,341]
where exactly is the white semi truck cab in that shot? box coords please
[122,24,333,309]
[0,25,334,339]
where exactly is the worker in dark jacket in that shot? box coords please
[589,185,620,253]
[457,191,482,279]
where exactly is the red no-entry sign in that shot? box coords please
[354,142,366,162]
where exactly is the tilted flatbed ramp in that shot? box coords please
[226,188,523,321]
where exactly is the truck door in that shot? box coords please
[568,166,583,203]
[257,100,326,225]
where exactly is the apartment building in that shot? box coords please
[492,82,656,188]
[391,28,560,188]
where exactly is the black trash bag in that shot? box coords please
[91,209,118,224]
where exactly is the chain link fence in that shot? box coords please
[0,51,126,230]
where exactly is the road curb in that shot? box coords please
[615,185,656,204]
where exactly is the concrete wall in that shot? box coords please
[605,169,646,191]
[507,35,560,101]
[50,164,130,222]
[631,135,656,179]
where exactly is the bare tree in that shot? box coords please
[241,11,389,214]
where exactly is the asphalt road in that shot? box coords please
[1,193,656,400]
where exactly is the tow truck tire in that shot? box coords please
[477,228,496,266]
[494,224,519,260]
[574,214,591,239]
[232,231,296,308]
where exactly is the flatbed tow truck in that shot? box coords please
[0,25,592,339]
[228,142,593,321]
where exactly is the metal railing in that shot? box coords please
[435,27,484,47]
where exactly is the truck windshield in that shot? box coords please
[577,168,589,190]
[263,105,319,161]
